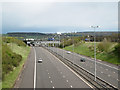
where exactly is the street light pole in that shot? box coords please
[90,26,99,81]
[63,34,65,59]
[57,32,61,56]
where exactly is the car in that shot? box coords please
[38,58,42,63]
[80,58,85,62]
[67,51,71,54]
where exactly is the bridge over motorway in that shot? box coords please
[23,39,60,46]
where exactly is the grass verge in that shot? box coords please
[2,43,30,88]
[64,42,119,65]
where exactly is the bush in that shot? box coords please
[2,43,22,80]
[97,38,112,53]
[60,37,82,48]
[2,37,26,47]
[113,43,120,62]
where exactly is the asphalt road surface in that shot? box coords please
[17,47,93,88]
[46,47,119,88]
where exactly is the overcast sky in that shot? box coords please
[1,1,118,33]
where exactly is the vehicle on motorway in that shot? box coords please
[67,51,71,54]
[38,58,42,63]
[80,58,85,62]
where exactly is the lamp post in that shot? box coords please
[57,32,61,55]
[63,33,65,59]
[90,26,100,81]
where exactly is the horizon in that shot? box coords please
[5,30,118,34]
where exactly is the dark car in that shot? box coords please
[80,58,85,62]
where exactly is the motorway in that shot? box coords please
[46,47,119,88]
[16,47,93,88]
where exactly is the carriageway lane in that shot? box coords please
[35,47,92,88]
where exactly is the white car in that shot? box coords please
[38,58,42,63]
[67,51,71,54]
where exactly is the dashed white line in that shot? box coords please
[63,75,65,78]
[70,85,73,88]
[52,86,55,88]
[49,76,51,79]
[50,81,53,83]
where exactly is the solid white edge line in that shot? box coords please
[33,47,36,89]
[45,48,94,89]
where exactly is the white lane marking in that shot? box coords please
[47,50,93,88]
[53,86,55,88]
[70,85,73,88]
[63,75,65,78]
[108,75,111,77]
[49,76,51,79]
[33,47,36,89]
[101,72,103,73]
[66,80,68,82]
[50,81,53,83]
[48,73,49,74]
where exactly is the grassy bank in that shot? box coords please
[64,42,119,65]
[2,43,30,88]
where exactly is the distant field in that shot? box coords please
[64,42,119,65]
[2,43,30,88]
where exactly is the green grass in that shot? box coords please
[2,43,30,88]
[64,42,119,65]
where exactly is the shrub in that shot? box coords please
[2,37,26,47]
[97,38,112,53]
[113,43,120,62]
[2,43,22,80]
